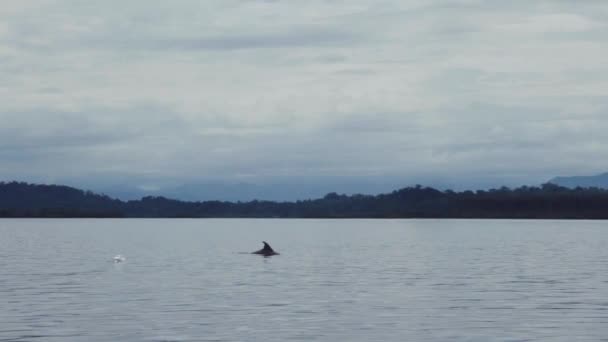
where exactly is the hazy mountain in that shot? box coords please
[92,180,413,202]
[549,173,608,189]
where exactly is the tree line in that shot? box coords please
[1,181,608,219]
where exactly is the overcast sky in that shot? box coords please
[1,1,607,200]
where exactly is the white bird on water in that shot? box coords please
[113,254,126,263]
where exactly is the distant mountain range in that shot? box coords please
[94,181,402,202]
[3,180,608,219]
[549,172,608,189]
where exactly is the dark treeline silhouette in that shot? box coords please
[0,182,124,218]
[2,181,608,219]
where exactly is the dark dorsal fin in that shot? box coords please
[253,241,279,256]
[262,241,274,252]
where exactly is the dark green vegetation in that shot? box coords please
[2,181,608,218]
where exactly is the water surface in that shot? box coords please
[1,219,608,341]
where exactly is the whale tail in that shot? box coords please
[253,241,279,256]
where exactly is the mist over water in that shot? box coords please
[1,219,608,341]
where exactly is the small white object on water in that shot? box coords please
[113,254,126,263]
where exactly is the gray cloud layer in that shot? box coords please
[1,0,607,199]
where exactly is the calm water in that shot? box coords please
[1,219,608,341]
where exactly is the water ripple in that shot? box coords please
[1,219,608,341]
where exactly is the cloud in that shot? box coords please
[1,0,607,198]
[148,29,361,51]
[497,13,605,33]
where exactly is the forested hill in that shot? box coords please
[0,182,123,217]
[2,181,608,219]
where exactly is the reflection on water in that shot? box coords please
[1,219,608,341]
